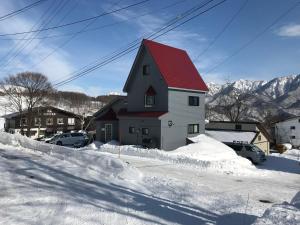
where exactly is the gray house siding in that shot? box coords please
[96,120,119,142]
[160,89,205,150]
[95,98,125,142]
[206,122,257,131]
[126,46,168,112]
[119,117,161,148]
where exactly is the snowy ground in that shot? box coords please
[0,132,299,225]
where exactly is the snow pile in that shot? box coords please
[253,192,300,225]
[0,132,142,181]
[94,134,255,175]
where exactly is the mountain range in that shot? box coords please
[206,74,300,121]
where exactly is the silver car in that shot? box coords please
[224,143,266,164]
[49,132,87,147]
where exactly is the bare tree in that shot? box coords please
[0,72,53,136]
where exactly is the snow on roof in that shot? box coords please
[203,130,257,144]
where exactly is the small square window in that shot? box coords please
[235,124,242,130]
[57,118,64,125]
[188,96,199,106]
[290,136,296,139]
[290,126,296,130]
[34,118,41,126]
[129,126,135,134]
[46,118,53,125]
[142,128,149,135]
[298,119,300,123]
[258,135,261,141]
[145,95,155,107]
[143,65,150,75]
[188,124,199,134]
[68,118,75,125]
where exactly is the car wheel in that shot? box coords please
[57,141,62,146]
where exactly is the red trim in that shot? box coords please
[143,39,208,92]
[118,108,167,118]
[145,86,156,96]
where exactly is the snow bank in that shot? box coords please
[94,134,255,175]
[253,192,300,225]
[0,132,142,181]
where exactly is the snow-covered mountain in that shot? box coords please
[207,74,300,121]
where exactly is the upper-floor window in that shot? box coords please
[34,118,41,126]
[235,124,242,130]
[20,118,27,126]
[46,118,53,125]
[143,65,150,75]
[298,119,300,123]
[189,96,199,106]
[68,118,75,125]
[142,128,149,135]
[188,124,199,134]
[129,126,135,134]
[290,136,296,139]
[258,135,261,141]
[145,86,156,107]
[290,126,296,130]
[57,118,64,125]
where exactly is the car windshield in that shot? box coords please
[251,145,263,152]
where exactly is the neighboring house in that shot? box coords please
[275,116,300,148]
[94,39,208,150]
[205,121,271,154]
[3,106,82,138]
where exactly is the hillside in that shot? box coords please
[206,74,300,121]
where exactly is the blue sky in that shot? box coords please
[0,0,299,96]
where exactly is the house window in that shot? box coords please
[20,118,27,126]
[142,128,149,135]
[68,118,75,125]
[298,119,300,123]
[235,124,242,130]
[188,124,199,134]
[145,95,155,107]
[129,126,135,134]
[258,135,261,141]
[143,65,150,75]
[290,126,296,130]
[46,118,53,125]
[34,118,41,126]
[188,96,199,106]
[290,136,296,139]
[57,118,64,125]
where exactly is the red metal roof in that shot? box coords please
[143,39,208,92]
[118,108,167,118]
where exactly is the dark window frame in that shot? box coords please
[129,126,135,134]
[188,124,200,134]
[142,128,149,135]
[145,95,155,107]
[188,96,199,106]
[142,65,150,75]
[290,136,296,139]
[290,126,296,130]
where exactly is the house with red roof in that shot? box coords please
[94,39,208,150]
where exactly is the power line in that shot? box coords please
[54,0,227,88]
[30,0,186,71]
[0,0,151,37]
[50,0,214,85]
[0,0,48,22]
[193,0,248,62]
[205,1,300,74]
[0,0,186,42]
[0,0,71,69]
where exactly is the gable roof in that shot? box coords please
[124,39,208,92]
[93,96,126,118]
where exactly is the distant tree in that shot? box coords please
[0,72,53,136]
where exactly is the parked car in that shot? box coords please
[224,142,266,164]
[49,132,87,147]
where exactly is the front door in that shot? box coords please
[105,124,113,142]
